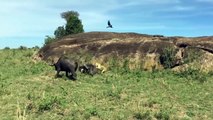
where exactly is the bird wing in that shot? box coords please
[108,20,111,26]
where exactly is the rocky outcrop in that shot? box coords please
[38,32,213,72]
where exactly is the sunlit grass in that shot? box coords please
[0,48,212,119]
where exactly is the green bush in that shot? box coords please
[122,58,130,72]
[133,111,152,120]
[154,110,170,120]
[160,47,176,69]
[175,67,207,83]
[32,46,40,49]
[44,35,56,46]
[108,57,131,73]
[65,15,84,35]
[4,47,10,50]
[183,48,203,64]
[18,46,28,50]
[54,26,66,39]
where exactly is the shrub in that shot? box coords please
[32,46,40,49]
[4,47,10,50]
[18,46,28,50]
[160,47,176,69]
[44,36,56,46]
[108,57,131,73]
[122,58,130,72]
[154,110,170,120]
[133,111,152,120]
[54,26,66,39]
[183,47,203,64]
[23,51,34,57]
[65,12,84,35]
[175,67,207,83]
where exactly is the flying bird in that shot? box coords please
[107,20,113,28]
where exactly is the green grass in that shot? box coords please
[0,49,212,120]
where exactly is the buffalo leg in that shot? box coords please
[66,71,69,77]
[56,69,61,78]
[69,69,77,80]
[71,72,77,80]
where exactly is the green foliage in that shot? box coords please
[54,26,66,39]
[160,47,176,69]
[61,10,84,36]
[4,47,10,50]
[122,58,130,72]
[44,35,56,46]
[65,15,84,35]
[133,111,152,120]
[175,67,207,83]
[186,110,195,117]
[85,106,99,118]
[32,46,40,49]
[104,88,121,100]
[38,96,66,112]
[108,57,130,73]
[18,45,28,50]
[154,110,170,120]
[61,10,79,22]
[183,48,203,64]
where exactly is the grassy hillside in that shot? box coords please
[0,49,212,120]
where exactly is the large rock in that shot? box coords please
[38,32,213,72]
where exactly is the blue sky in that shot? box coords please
[1,0,213,48]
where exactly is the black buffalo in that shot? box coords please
[79,64,98,76]
[52,57,78,80]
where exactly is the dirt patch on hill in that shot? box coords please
[38,32,213,72]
